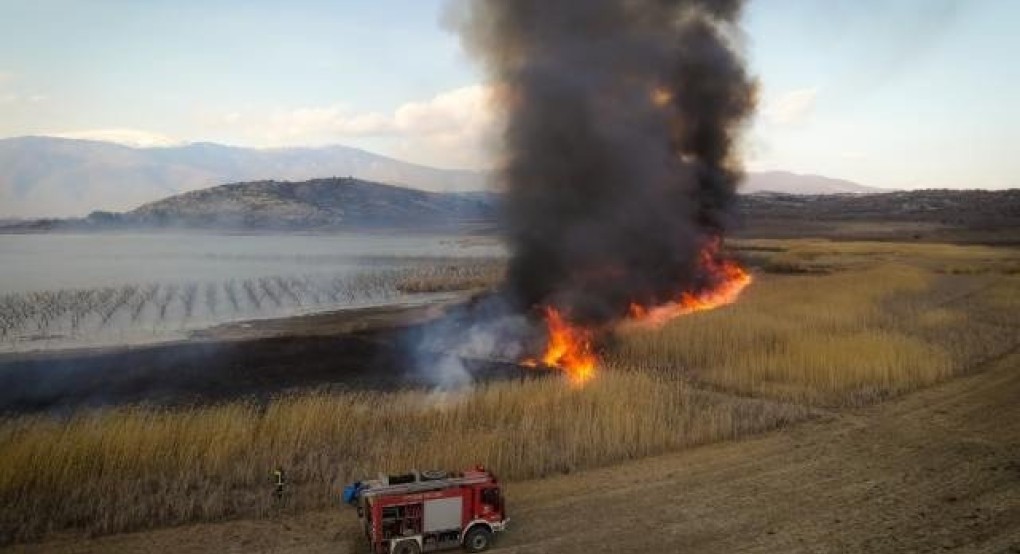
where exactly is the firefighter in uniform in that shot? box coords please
[272,466,286,499]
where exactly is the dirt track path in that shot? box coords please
[18,352,1020,553]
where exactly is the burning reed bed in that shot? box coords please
[1,240,1016,544]
[0,371,808,543]
[612,241,1020,406]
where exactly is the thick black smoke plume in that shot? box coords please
[453,0,757,326]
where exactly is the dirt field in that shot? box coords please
[17,347,1018,554]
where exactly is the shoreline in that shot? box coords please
[0,293,518,415]
[0,293,465,360]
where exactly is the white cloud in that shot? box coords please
[391,85,499,169]
[393,85,492,134]
[51,128,186,148]
[217,84,500,169]
[260,104,394,140]
[764,87,819,126]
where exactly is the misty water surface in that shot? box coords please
[0,232,505,352]
[1,232,502,293]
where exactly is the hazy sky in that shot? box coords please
[0,0,1016,189]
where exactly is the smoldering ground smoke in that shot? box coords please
[451,0,757,326]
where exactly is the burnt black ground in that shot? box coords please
[0,302,542,415]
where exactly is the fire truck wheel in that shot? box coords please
[392,539,420,554]
[463,526,493,552]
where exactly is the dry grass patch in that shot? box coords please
[2,239,1017,544]
[612,242,1020,406]
[0,371,807,543]
[736,238,1020,274]
[395,260,504,293]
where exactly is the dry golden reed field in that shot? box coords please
[1,239,1018,543]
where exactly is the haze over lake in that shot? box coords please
[0,232,504,352]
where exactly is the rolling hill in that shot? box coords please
[0,136,486,218]
[2,174,1014,242]
[88,177,497,230]
[0,136,890,219]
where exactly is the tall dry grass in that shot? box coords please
[1,239,1017,543]
[613,241,1020,406]
[395,260,504,293]
[0,372,807,542]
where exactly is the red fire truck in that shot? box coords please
[343,467,508,553]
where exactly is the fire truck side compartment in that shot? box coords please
[350,468,506,552]
[423,497,462,533]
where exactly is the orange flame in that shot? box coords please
[527,306,597,386]
[651,86,673,107]
[524,238,751,385]
[628,246,752,327]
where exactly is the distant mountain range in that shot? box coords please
[741,171,890,195]
[0,136,486,218]
[0,136,894,219]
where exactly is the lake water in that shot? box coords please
[1,232,503,293]
[0,232,505,352]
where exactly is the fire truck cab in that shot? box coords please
[343,467,508,553]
